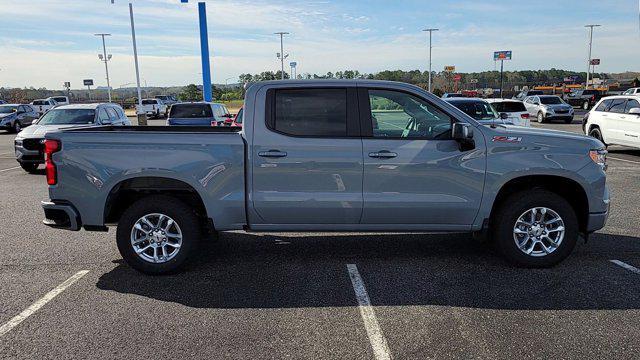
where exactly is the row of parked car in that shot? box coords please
[0,96,71,133]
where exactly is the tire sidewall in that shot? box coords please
[537,112,544,123]
[116,196,200,275]
[494,190,578,268]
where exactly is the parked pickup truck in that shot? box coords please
[564,89,603,110]
[137,99,168,118]
[41,80,610,274]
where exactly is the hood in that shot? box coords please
[493,124,604,148]
[15,124,84,138]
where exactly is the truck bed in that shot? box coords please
[63,125,242,133]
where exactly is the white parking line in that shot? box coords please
[609,157,640,165]
[346,264,392,360]
[0,270,89,337]
[611,260,640,275]
[0,166,20,173]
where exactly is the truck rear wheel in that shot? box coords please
[116,195,200,275]
[492,189,578,268]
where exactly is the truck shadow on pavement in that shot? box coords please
[96,231,640,310]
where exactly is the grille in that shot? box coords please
[22,138,44,151]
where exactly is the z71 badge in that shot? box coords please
[492,136,523,143]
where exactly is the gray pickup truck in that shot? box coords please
[41,80,610,274]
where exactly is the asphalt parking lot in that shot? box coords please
[1,113,640,359]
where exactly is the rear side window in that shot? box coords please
[491,101,526,112]
[595,99,613,112]
[272,89,347,137]
[33,101,44,105]
[106,107,119,120]
[142,100,157,105]
[608,99,627,114]
[170,104,213,118]
[53,97,67,102]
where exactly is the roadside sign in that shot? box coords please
[63,81,71,88]
[289,62,297,68]
[83,79,94,86]
[444,66,456,72]
[493,51,512,61]
[590,59,601,65]
[453,74,462,81]
[470,79,478,84]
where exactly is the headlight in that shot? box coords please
[589,149,607,171]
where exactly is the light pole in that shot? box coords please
[585,24,601,88]
[95,33,112,102]
[275,32,290,80]
[423,28,439,93]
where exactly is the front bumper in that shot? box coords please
[42,201,81,231]
[587,185,610,233]
[545,113,573,120]
[15,139,45,164]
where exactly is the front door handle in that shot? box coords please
[258,150,288,158]
[369,150,398,159]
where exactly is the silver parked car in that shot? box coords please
[14,103,131,173]
[523,95,574,124]
[0,104,40,133]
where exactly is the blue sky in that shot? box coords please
[1,0,639,89]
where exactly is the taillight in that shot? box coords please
[591,95,595,101]
[521,113,529,119]
[44,139,61,185]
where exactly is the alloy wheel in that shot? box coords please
[130,213,183,263]
[513,207,565,257]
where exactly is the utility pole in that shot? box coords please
[585,24,601,89]
[95,33,112,102]
[128,3,145,125]
[423,28,439,93]
[275,32,289,80]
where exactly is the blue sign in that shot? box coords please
[493,51,512,61]
[181,0,188,3]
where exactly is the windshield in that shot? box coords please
[0,106,17,114]
[491,101,526,113]
[169,104,213,118]
[38,109,95,125]
[142,100,157,105]
[540,97,563,105]
[450,101,498,120]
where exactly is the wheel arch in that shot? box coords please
[489,175,589,233]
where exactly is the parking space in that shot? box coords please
[1,116,640,359]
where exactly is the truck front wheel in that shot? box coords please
[116,195,201,275]
[493,190,578,268]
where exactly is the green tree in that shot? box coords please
[179,84,201,101]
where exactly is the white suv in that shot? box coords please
[584,95,640,149]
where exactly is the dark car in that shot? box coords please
[445,98,510,125]
[0,104,40,133]
[167,102,233,126]
[564,89,603,110]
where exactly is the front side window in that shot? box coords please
[448,100,498,121]
[38,109,95,125]
[273,89,347,137]
[625,99,640,113]
[106,107,119,120]
[369,89,452,139]
[608,99,627,114]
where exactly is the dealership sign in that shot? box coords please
[83,79,94,86]
[444,66,456,72]
[493,51,512,61]
[590,59,601,65]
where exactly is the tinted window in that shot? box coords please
[0,106,17,114]
[608,99,627,114]
[98,108,110,123]
[142,100,158,105]
[582,90,598,95]
[32,101,45,105]
[371,90,452,139]
[540,97,562,105]
[491,101,526,112]
[38,109,95,125]
[528,90,543,96]
[235,108,243,124]
[106,108,119,120]
[53,97,67,102]
[170,104,213,118]
[449,100,498,121]
[625,99,640,113]
[273,89,347,137]
[595,99,613,112]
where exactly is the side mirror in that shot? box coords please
[452,123,475,151]
[629,108,640,116]
[500,113,509,120]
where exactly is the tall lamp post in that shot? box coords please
[423,28,439,93]
[585,24,601,88]
[275,32,290,80]
[95,33,112,102]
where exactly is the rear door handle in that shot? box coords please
[369,150,398,159]
[258,150,288,158]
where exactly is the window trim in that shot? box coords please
[608,98,628,114]
[265,87,361,139]
[358,87,456,140]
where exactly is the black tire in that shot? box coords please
[589,127,606,146]
[564,117,573,124]
[116,195,201,275]
[582,101,590,110]
[20,162,38,173]
[13,121,22,133]
[492,189,578,268]
[537,112,545,123]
